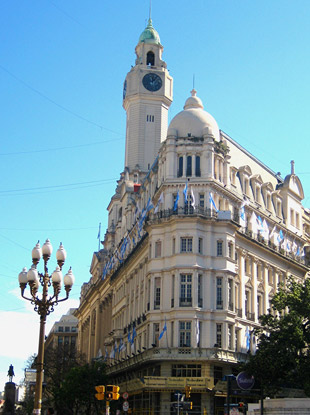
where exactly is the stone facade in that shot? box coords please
[75,19,310,415]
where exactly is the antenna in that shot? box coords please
[149,0,152,20]
[193,74,195,90]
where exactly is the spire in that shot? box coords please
[291,160,295,175]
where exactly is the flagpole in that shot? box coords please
[165,319,168,349]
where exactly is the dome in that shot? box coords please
[138,18,161,45]
[167,90,220,141]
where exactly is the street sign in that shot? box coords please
[174,390,182,399]
[123,392,129,400]
[123,401,129,412]
[236,372,255,390]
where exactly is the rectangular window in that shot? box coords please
[71,327,77,332]
[216,277,223,309]
[217,241,223,256]
[178,156,183,177]
[228,242,233,259]
[228,325,233,350]
[58,326,63,332]
[198,274,203,307]
[257,294,262,317]
[65,326,70,333]
[171,275,175,308]
[199,193,204,208]
[153,323,159,347]
[155,241,162,258]
[198,237,203,254]
[172,237,175,254]
[296,212,300,229]
[195,155,201,177]
[216,324,222,348]
[154,278,161,309]
[179,321,191,347]
[58,336,63,346]
[180,274,192,306]
[181,237,193,252]
[172,364,201,377]
[228,279,233,310]
[186,155,192,177]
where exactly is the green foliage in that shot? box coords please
[242,277,310,396]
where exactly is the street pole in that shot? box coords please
[18,240,74,415]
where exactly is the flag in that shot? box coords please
[277,229,284,244]
[97,222,101,240]
[269,225,276,239]
[119,338,125,353]
[173,190,180,211]
[127,329,131,344]
[240,203,246,227]
[131,327,137,350]
[110,346,115,359]
[183,182,188,203]
[209,192,218,212]
[250,212,258,233]
[262,219,269,240]
[159,321,167,340]
[196,319,200,347]
[245,327,250,350]
[104,346,108,361]
[190,187,196,209]
[257,216,263,232]
[154,192,164,213]
[146,197,154,212]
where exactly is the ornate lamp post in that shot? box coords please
[18,239,74,415]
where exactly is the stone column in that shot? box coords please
[263,263,270,313]
[252,258,258,322]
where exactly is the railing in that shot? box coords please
[228,302,234,311]
[246,311,255,321]
[150,206,217,221]
[179,297,192,307]
[216,300,223,310]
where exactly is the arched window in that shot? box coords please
[147,51,155,66]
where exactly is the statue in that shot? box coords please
[7,364,15,382]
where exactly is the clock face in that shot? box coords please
[142,73,162,92]
[123,80,127,99]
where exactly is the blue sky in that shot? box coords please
[1,0,310,390]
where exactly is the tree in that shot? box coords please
[243,277,310,396]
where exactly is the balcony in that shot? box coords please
[179,297,192,307]
[246,311,255,321]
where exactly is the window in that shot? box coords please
[171,275,175,307]
[58,336,63,346]
[146,51,155,66]
[216,324,222,348]
[235,328,239,351]
[290,209,295,226]
[71,327,77,333]
[64,336,70,345]
[172,238,175,254]
[214,366,223,384]
[184,195,194,214]
[155,241,162,258]
[172,364,201,377]
[296,212,300,229]
[71,336,76,347]
[198,274,203,307]
[180,274,192,306]
[178,156,183,177]
[179,321,191,347]
[216,277,223,309]
[257,294,262,317]
[186,155,192,177]
[58,326,63,332]
[228,325,233,350]
[228,279,233,310]
[228,242,233,259]
[217,240,223,256]
[65,326,70,333]
[154,278,161,309]
[153,323,159,346]
[181,237,193,252]
[199,193,204,208]
[195,155,201,177]
[198,237,203,254]
[245,290,250,317]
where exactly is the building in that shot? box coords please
[45,308,78,353]
[75,18,310,415]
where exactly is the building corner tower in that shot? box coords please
[123,18,173,175]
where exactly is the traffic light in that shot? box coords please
[112,385,120,400]
[185,385,191,398]
[190,402,193,410]
[106,385,120,400]
[95,385,105,400]
[238,402,247,413]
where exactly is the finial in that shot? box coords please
[190,88,197,97]
[291,160,295,175]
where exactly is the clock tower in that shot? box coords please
[123,18,173,174]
